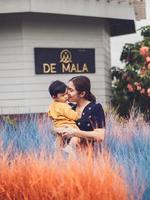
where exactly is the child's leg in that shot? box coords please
[63,137,80,156]
[55,135,64,149]
[69,137,80,148]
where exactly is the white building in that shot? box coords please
[0,0,146,115]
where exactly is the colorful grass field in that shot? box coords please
[0,112,150,200]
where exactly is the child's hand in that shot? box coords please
[54,127,66,135]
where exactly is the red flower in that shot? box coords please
[147,88,150,97]
[137,85,142,91]
[140,88,145,94]
[134,82,142,91]
[146,56,150,62]
[147,63,150,70]
[140,46,149,57]
[127,84,134,92]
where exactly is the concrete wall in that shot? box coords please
[0,13,111,114]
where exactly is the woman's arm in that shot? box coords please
[77,128,105,141]
[62,128,105,141]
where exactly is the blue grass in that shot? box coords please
[0,114,55,156]
[0,112,150,199]
[104,113,150,200]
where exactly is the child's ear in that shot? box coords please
[52,95,57,99]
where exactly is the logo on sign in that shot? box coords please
[60,49,72,64]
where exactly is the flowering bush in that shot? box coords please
[111,26,150,120]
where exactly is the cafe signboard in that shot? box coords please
[34,48,95,74]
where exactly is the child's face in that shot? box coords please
[54,89,68,103]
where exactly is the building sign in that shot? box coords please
[34,48,95,74]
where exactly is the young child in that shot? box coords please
[48,80,80,153]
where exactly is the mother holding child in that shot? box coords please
[48,75,105,155]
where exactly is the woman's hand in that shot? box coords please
[54,127,78,140]
[61,128,78,138]
[94,128,105,141]
[54,127,67,135]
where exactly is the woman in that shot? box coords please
[57,75,105,153]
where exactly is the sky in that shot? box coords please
[111,0,150,67]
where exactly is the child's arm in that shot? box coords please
[62,104,79,121]
[48,106,51,118]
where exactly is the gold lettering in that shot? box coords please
[43,63,56,73]
[61,63,89,73]
[70,64,77,72]
[50,63,56,73]
[43,63,50,73]
[76,64,82,73]
[62,63,71,72]
[82,64,88,72]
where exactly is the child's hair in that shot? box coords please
[48,80,67,97]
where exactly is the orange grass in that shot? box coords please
[0,150,132,200]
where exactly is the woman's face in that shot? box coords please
[67,81,79,103]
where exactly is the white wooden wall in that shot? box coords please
[0,13,111,114]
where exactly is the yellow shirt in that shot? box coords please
[48,101,79,128]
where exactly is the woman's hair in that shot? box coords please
[69,76,96,103]
[49,80,67,97]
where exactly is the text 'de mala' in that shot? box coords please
[34,48,95,74]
